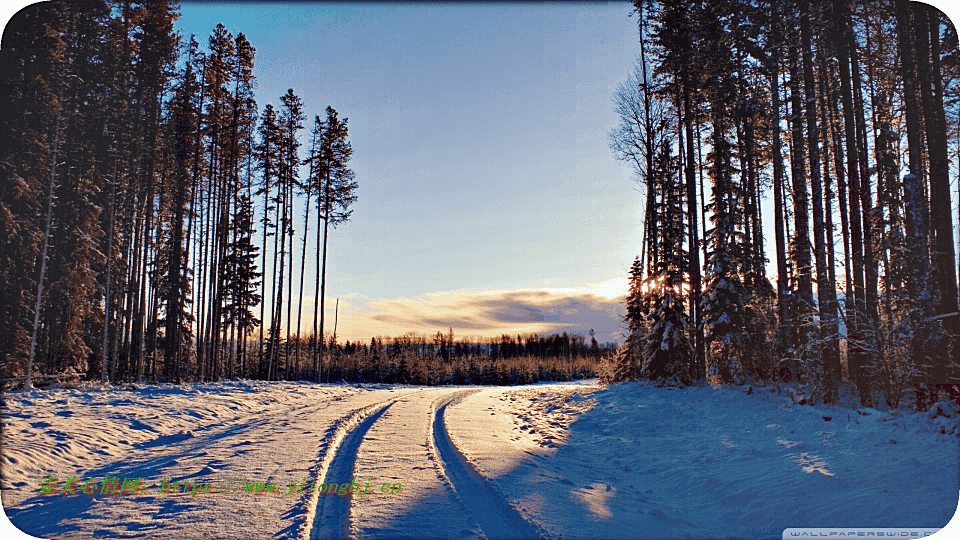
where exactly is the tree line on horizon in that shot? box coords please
[0,0,359,389]
[245,329,612,385]
[610,0,960,410]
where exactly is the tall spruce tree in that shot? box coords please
[255,103,279,378]
[311,106,357,381]
[640,139,693,384]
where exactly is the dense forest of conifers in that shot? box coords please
[0,0,616,390]
[0,0,360,388]
[610,0,960,410]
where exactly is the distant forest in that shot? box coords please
[298,331,610,386]
[610,0,960,410]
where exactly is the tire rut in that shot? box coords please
[431,391,544,540]
[305,392,415,539]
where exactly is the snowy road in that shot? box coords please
[1,383,426,538]
[1,382,590,539]
[2,380,958,539]
[309,387,551,539]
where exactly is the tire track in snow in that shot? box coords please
[432,391,545,540]
[350,389,483,539]
[3,385,402,540]
[304,393,413,539]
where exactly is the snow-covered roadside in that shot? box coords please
[445,380,960,539]
[1,381,409,538]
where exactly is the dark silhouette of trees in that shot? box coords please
[612,0,959,409]
[1,3,361,388]
[309,106,357,381]
[3,0,958,406]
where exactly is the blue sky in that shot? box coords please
[173,2,645,343]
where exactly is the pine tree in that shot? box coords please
[800,2,841,401]
[650,0,705,377]
[21,2,108,387]
[640,139,693,385]
[221,32,257,379]
[261,89,304,380]
[129,0,179,383]
[0,1,56,381]
[767,9,791,371]
[200,23,236,381]
[255,103,279,378]
[278,89,304,378]
[159,55,200,382]
[833,0,872,401]
[295,115,321,378]
[916,5,960,385]
[697,0,749,384]
[310,106,357,381]
[222,193,261,375]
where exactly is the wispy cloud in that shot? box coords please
[331,279,627,344]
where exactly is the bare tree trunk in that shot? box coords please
[195,159,211,380]
[123,192,148,381]
[313,193,321,381]
[26,96,64,391]
[319,172,331,383]
[827,70,853,334]
[817,44,841,364]
[285,172,295,378]
[850,25,879,348]
[895,0,931,302]
[835,0,869,403]
[638,2,657,279]
[267,148,282,380]
[241,149,255,379]
[801,4,840,401]
[258,158,270,378]
[919,7,960,377]
[695,116,707,290]
[101,169,118,386]
[295,128,318,380]
[269,176,287,381]
[896,0,935,409]
[135,186,154,383]
[332,298,338,352]
[768,8,791,364]
[183,56,206,383]
[788,41,813,312]
[682,75,703,380]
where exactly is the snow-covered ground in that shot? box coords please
[447,383,959,538]
[2,379,958,539]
